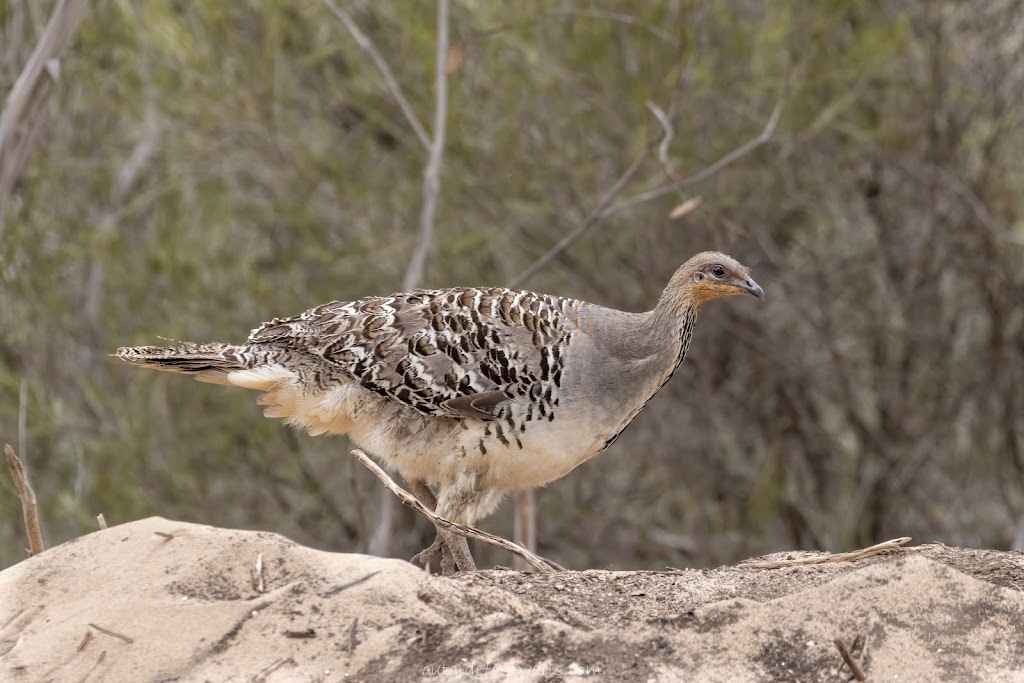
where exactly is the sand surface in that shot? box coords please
[2,517,1023,681]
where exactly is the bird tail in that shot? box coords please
[116,342,247,385]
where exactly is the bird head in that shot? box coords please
[668,251,764,306]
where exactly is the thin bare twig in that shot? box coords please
[347,617,359,654]
[608,98,784,215]
[4,444,44,555]
[77,630,93,652]
[88,623,134,644]
[834,638,866,681]
[322,0,430,150]
[0,0,89,231]
[351,449,560,573]
[371,0,451,559]
[737,537,911,570]
[401,0,450,292]
[508,147,649,288]
[323,570,380,597]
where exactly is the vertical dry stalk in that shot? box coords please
[370,0,451,558]
[512,489,537,570]
[4,443,45,555]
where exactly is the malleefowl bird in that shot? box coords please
[117,251,763,573]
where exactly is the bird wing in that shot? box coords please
[246,288,574,421]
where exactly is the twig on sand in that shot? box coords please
[323,570,380,598]
[348,617,359,654]
[153,531,175,540]
[77,631,93,652]
[4,444,44,555]
[88,623,134,644]
[350,449,562,573]
[737,537,911,569]
[834,638,866,681]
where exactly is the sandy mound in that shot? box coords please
[1,518,1023,681]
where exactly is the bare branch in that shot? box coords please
[322,0,431,151]
[4,444,44,555]
[371,0,452,557]
[352,449,560,573]
[645,100,674,167]
[508,147,648,288]
[834,639,867,681]
[0,0,89,231]
[607,98,783,216]
[401,0,450,292]
[508,89,777,289]
[737,537,911,569]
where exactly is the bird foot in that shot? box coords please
[411,535,459,575]
[411,533,474,575]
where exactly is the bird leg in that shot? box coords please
[431,471,492,574]
[406,478,473,573]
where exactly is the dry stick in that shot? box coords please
[401,0,450,293]
[321,0,430,151]
[607,98,784,216]
[96,513,107,530]
[370,0,451,559]
[4,444,44,555]
[834,638,866,681]
[77,630,93,652]
[737,537,912,570]
[508,147,649,289]
[347,617,359,655]
[0,0,89,231]
[350,449,560,573]
[509,97,784,289]
[88,623,134,644]
[323,570,380,597]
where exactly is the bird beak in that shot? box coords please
[741,277,765,300]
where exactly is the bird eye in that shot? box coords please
[711,265,726,278]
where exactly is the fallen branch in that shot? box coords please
[88,623,134,644]
[323,570,380,597]
[322,0,430,150]
[606,97,784,216]
[737,537,912,570]
[4,443,44,555]
[370,0,451,559]
[508,147,648,288]
[347,617,359,654]
[834,638,866,681]
[350,449,560,573]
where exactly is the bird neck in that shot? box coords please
[647,288,702,364]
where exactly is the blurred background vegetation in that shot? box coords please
[2,1,1022,571]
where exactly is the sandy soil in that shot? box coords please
[1,517,1023,682]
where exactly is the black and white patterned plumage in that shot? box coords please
[247,288,577,426]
